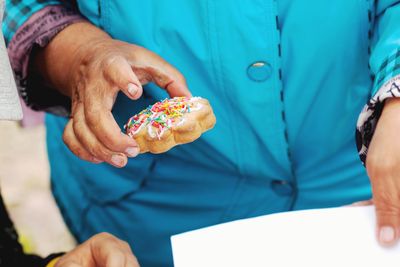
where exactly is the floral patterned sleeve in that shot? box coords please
[356,72,400,164]
[3,1,85,116]
[356,0,400,165]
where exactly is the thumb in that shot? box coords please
[371,176,400,246]
[102,55,144,100]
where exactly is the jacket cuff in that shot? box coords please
[356,74,400,164]
[7,5,84,116]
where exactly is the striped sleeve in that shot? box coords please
[3,0,67,44]
[3,0,84,115]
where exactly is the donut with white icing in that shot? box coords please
[124,97,216,154]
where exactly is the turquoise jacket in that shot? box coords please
[4,1,400,266]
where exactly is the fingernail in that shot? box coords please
[125,147,140,157]
[128,83,139,96]
[379,226,396,244]
[111,154,126,167]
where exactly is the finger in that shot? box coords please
[133,64,191,98]
[105,250,126,267]
[91,234,127,267]
[62,119,103,163]
[90,233,140,267]
[127,44,191,96]
[115,241,140,267]
[103,56,143,100]
[72,104,130,167]
[125,255,140,267]
[370,173,400,246]
[83,87,139,157]
[129,46,191,97]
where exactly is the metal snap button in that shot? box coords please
[247,61,273,82]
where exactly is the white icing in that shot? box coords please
[126,97,207,140]
[175,118,186,127]
[147,124,157,138]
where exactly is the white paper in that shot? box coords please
[172,206,400,267]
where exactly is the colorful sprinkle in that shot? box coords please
[125,97,201,139]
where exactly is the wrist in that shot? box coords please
[34,21,111,97]
[382,98,400,115]
[384,97,400,106]
[377,98,400,133]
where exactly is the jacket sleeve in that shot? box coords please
[2,0,63,44]
[2,0,84,116]
[356,0,400,164]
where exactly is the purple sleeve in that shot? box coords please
[7,5,85,116]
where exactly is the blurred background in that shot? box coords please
[0,118,75,256]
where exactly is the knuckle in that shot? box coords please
[375,202,400,219]
[101,56,118,71]
[62,129,75,150]
[121,240,130,249]
[70,143,82,155]
[90,144,109,159]
[96,232,113,240]
[176,72,186,83]
[374,192,400,214]
[62,131,70,145]
[95,232,119,244]
[85,111,99,130]
[101,130,121,148]
[102,56,128,83]
[145,66,159,78]
[72,119,82,137]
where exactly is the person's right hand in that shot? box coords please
[55,232,140,267]
[35,22,191,167]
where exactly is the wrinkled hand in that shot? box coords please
[37,22,191,167]
[366,98,400,246]
[55,233,139,267]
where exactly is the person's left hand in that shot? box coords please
[55,232,140,267]
[365,98,400,246]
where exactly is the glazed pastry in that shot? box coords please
[125,97,216,154]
